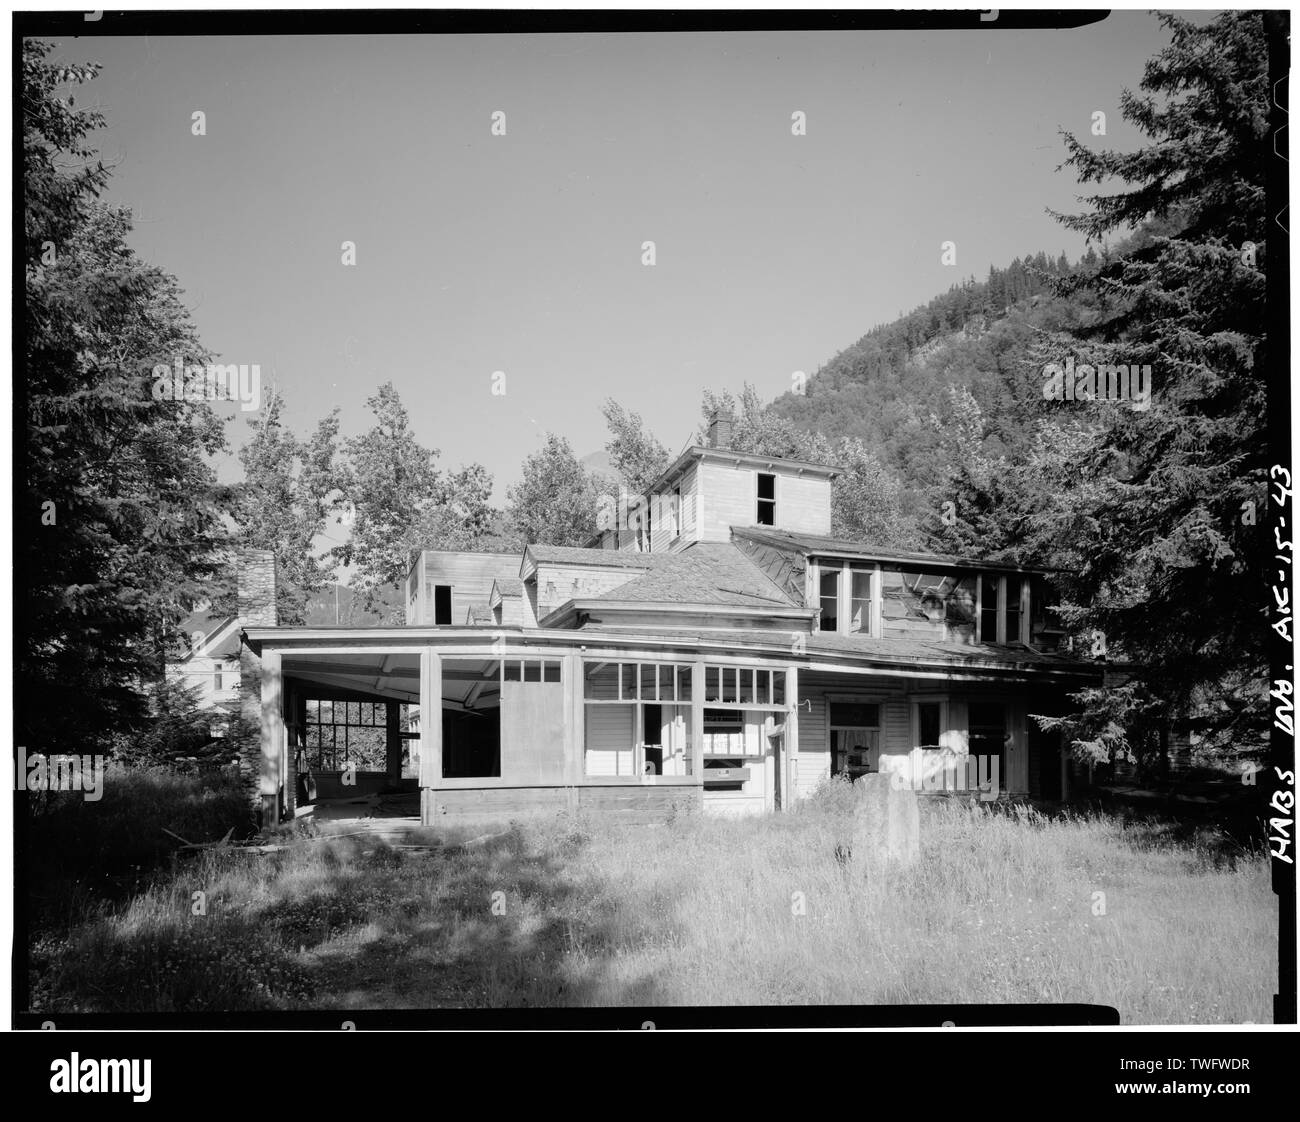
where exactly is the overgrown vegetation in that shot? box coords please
[28,779,1274,1022]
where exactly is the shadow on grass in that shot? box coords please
[28,816,676,1012]
[274,823,670,1009]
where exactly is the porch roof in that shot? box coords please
[732,527,1059,574]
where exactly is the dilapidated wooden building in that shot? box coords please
[239,416,1102,827]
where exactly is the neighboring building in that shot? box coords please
[240,411,1106,828]
[167,613,242,737]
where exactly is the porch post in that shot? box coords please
[260,648,283,828]
[691,660,705,793]
[384,701,401,785]
[785,665,800,805]
[419,649,442,824]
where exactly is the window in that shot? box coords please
[850,570,873,634]
[817,564,877,636]
[701,664,786,706]
[500,659,562,684]
[1005,576,1023,643]
[979,576,999,643]
[304,699,389,771]
[434,584,453,625]
[757,472,776,525]
[668,486,681,540]
[830,702,882,778]
[916,701,943,747]
[968,702,1007,779]
[978,575,1030,645]
[584,660,693,777]
[819,568,840,632]
[213,668,223,692]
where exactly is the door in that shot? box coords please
[831,727,880,781]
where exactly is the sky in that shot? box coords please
[49,14,1184,510]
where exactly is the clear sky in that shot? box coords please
[50,14,1182,504]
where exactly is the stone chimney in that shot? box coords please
[236,549,279,823]
[707,408,735,450]
[237,549,278,628]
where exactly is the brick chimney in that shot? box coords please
[236,550,279,822]
[707,408,735,450]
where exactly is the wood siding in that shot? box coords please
[533,561,646,620]
[797,694,830,796]
[500,679,567,785]
[426,784,699,824]
[777,473,833,535]
[418,552,520,626]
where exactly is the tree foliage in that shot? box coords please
[21,40,230,755]
[1026,10,1270,757]
[231,392,341,625]
[332,382,494,610]
[506,433,600,547]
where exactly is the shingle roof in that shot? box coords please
[465,604,494,624]
[732,527,1054,574]
[586,543,798,608]
[492,578,525,597]
[525,545,663,569]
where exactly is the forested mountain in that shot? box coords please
[768,248,1104,508]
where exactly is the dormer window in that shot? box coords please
[816,563,878,636]
[756,473,776,526]
[818,570,839,631]
[978,574,1029,644]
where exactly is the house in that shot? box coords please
[238,412,1104,828]
[167,612,243,736]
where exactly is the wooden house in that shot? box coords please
[239,415,1102,827]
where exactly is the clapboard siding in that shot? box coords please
[534,561,648,619]
[797,695,829,796]
[697,462,755,542]
[778,474,832,535]
[882,698,911,753]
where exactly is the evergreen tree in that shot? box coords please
[1032,11,1270,758]
[21,41,229,756]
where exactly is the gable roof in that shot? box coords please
[174,615,240,662]
[732,527,1054,575]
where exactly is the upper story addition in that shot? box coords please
[590,409,839,554]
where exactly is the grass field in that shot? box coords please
[26,774,1277,1022]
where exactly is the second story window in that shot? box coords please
[979,574,1029,644]
[819,568,839,631]
[816,564,878,636]
[756,472,776,525]
[980,576,999,642]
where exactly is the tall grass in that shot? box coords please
[26,778,1276,1022]
[25,764,256,933]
